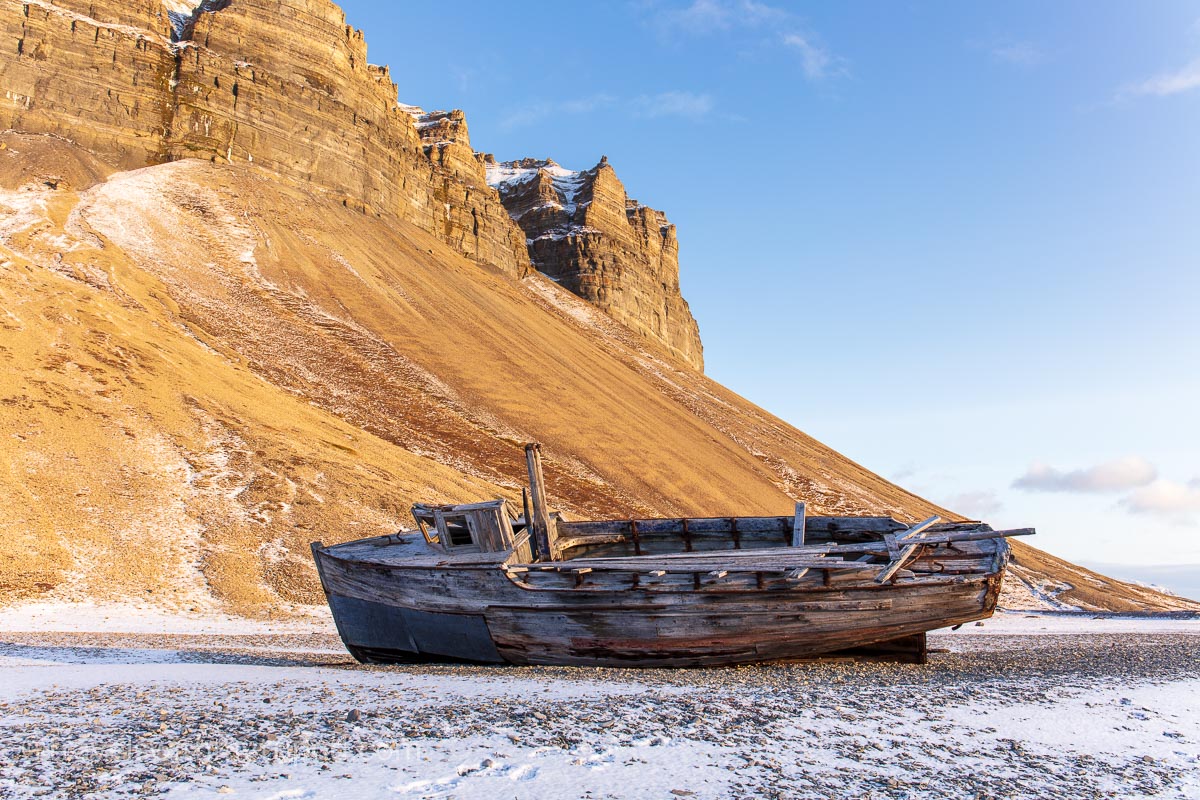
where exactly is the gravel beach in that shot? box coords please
[1,616,1197,799]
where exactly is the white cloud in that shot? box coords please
[782,33,834,80]
[659,0,786,33]
[945,490,1003,519]
[560,94,618,114]
[1122,479,1200,516]
[633,91,714,118]
[736,0,789,27]
[649,0,840,81]
[1012,456,1158,494]
[667,0,731,33]
[1120,57,1200,98]
[990,41,1044,67]
[500,91,710,129]
[499,102,554,129]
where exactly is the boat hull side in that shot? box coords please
[486,578,995,666]
[325,593,504,664]
[313,548,1002,667]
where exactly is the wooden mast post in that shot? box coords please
[791,501,807,547]
[525,443,559,561]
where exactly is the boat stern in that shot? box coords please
[310,541,507,665]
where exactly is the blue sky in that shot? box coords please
[338,1,1200,585]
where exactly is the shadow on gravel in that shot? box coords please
[2,634,1197,687]
[0,641,356,669]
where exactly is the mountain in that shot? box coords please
[1,0,1195,615]
[482,155,704,370]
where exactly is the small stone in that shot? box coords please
[532,711,547,721]
[346,709,361,723]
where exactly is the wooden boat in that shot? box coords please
[311,444,1033,667]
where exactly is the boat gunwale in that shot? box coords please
[312,545,1004,598]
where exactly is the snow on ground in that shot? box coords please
[0,601,333,636]
[0,610,1197,799]
[934,609,1200,636]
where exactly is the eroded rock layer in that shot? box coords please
[485,156,705,370]
[0,0,530,274]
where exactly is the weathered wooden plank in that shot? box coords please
[525,443,557,561]
[558,515,902,537]
[883,533,900,560]
[875,549,918,584]
[898,515,942,542]
[792,502,807,547]
[827,527,1032,552]
[520,532,1025,572]
[875,516,944,584]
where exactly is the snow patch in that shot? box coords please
[485,159,588,214]
[0,601,333,636]
[161,0,230,41]
[0,186,52,240]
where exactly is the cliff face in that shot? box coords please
[484,156,705,370]
[1,0,704,368]
[1,0,530,274]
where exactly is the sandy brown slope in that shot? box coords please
[2,135,1195,614]
[1002,542,1197,612]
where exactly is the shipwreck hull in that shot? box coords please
[312,542,1005,667]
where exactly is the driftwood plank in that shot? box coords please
[898,515,942,542]
[875,516,944,584]
[525,443,558,561]
[884,533,900,560]
[792,502,807,547]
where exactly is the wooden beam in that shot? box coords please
[521,488,532,551]
[791,502,807,547]
[525,443,559,561]
[883,533,900,560]
[898,515,942,542]
[876,515,944,584]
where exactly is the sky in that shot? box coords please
[336,1,1199,588]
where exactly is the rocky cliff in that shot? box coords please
[484,156,704,370]
[1,0,530,274]
[1,0,704,368]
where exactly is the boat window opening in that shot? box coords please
[443,515,474,547]
[412,511,439,545]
